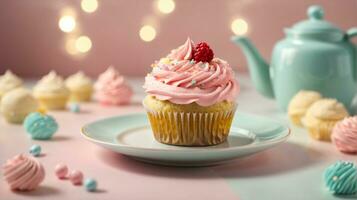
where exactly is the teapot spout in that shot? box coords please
[231,36,274,99]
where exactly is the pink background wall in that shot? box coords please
[0,0,356,78]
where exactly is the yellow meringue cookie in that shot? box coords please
[303,98,349,141]
[288,90,322,126]
[65,71,93,102]
[0,88,38,123]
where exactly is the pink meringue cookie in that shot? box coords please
[94,66,133,105]
[2,154,45,191]
[143,37,239,107]
[332,116,357,154]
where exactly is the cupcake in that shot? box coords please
[0,88,38,124]
[143,38,239,146]
[288,90,322,126]
[94,66,132,105]
[0,70,23,100]
[65,71,93,102]
[303,99,349,141]
[33,71,70,110]
[331,116,357,154]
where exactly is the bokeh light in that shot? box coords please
[157,0,175,14]
[65,38,78,55]
[58,16,76,33]
[231,18,249,35]
[139,25,157,42]
[75,36,92,53]
[81,0,98,13]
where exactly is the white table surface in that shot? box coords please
[0,75,356,200]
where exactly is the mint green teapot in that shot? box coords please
[232,5,357,112]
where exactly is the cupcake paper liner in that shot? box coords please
[303,116,341,141]
[289,113,304,126]
[69,90,92,102]
[143,102,236,146]
[37,96,68,110]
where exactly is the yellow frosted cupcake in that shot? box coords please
[0,70,23,101]
[143,38,239,146]
[303,99,349,141]
[288,90,322,126]
[0,88,38,123]
[33,71,69,110]
[65,71,93,102]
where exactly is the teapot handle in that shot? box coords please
[347,27,357,39]
[347,28,357,83]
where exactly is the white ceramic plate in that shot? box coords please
[81,112,290,166]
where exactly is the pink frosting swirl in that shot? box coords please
[332,116,357,154]
[167,37,194,60]
[2,154,45,191]
[94,67,133,105]
[143,38,239,106]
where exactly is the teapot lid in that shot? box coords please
[286,5,344,41]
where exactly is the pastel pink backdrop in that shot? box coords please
[0,0,356,78]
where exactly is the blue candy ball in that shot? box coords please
[24,112,58,140]
[69,103,80,113]
[84,178,97,192]
[29,144,41,157]
[324,161,357,195]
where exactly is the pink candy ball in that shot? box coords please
[55,163,68,179]
[69,170,83,185]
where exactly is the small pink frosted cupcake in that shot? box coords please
[94,66,132,105]
[332,116,357,154]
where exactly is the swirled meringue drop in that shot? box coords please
[332,116,357,154]
[324,161,357,195]
[2,154,45,191]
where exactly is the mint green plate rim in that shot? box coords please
[81,112,291,153]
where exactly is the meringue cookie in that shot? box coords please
[324,161,357,195]
[0,88,38,124]
[0,70,23,100]
[2,154,45,191]
[332,116,357,154]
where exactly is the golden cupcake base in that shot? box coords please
[304,118,340,141]
[143,96,236,146]
[68,90,92,102]
[37,96,68,110]
[146,109,235,146]
[289,113,304,126]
